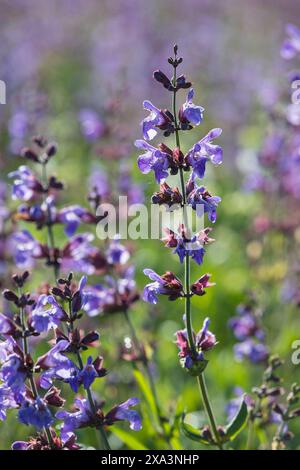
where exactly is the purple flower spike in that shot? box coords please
[142,100,169,140]
[281,24,300,60]
[135,140,170,183]
[187,128,223,180]
[179,89,204,126]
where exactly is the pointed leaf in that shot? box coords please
[133,369,159,424]
[112,427,148,450]
[224,395,248,442]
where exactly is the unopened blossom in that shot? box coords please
[179,89,204,126]
[135,140,170,183]
[281,24,300,60]
[141,100,172,140]
[18,398,53,430]
[143,269,184,304]
[31,295,67,333]
[186,128,223,180]
[229,304,265,342]
[191,273,215,296]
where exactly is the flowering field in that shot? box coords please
[0,0,300,452]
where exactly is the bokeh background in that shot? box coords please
[1,0,300,450]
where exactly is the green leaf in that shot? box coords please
[224,395,248,442]
[180,414,212,445]
[112,427,148,450]
[133,369,159,424]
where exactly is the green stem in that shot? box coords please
[171,51,222,450]
[41,163,59,283]
[197,375,223,450]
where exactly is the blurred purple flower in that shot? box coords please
[281,24,300,60]
[78,108,105,141]
[106,236,130,265]
[0,385,18,421]
[234,339,269,364]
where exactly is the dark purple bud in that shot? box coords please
[72,291,83,313]
[51,287,65,299]
[32,135,47,148]
[44,387,65,407]
[21,147,39,162]
[81,331,100,346]
[3,289,19,303]
[289,408,300,418]
[46,143,57,158]
[153,70,174,91]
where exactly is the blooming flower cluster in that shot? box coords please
[0,271,141,450]
[136,46,234,449]
[138,47,222,374]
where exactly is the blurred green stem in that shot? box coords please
[172,49,222,450]
[123,309,172,446]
